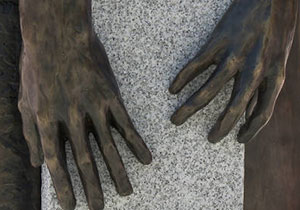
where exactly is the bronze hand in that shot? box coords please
[18,1,152,209]
[170,0,298,143]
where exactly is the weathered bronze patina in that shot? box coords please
[0,0,40,209]
[244,3,300,209]
[18,0,152,209]
[170,0,298,143]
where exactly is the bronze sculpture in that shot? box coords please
[0,0,298,209]
[18,0,152,209]
[0,0,40,209]
[170,0,298,143]
[244,3,300,209]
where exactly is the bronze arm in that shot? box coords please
[0,0,40,209]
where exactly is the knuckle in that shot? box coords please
[43,144,60,166]
[18,99,28,112]
[275,74,285,86]
[44,152,59,166]
[226,56,240,73]
[77,155,93,171]
[31,157,43,168]
[36,111,54,126]
[227,106,238,115]
[68,106,82,122]
[125,130,137,142]
[259,113,271,125]
[102,143,115,156]
[36,113,47,124]
[23,128,34,140]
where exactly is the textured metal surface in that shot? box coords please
[244,3,300,210]
[41,1,243,209]
[18,0,152,209]
[170,0,298,144]
[0,1,41,210]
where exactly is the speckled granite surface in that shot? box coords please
[42,0,244,209]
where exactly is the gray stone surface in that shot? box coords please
[42,0,245,209]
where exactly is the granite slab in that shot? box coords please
[42,0,244,209]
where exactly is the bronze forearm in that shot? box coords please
[0,1,40,209]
